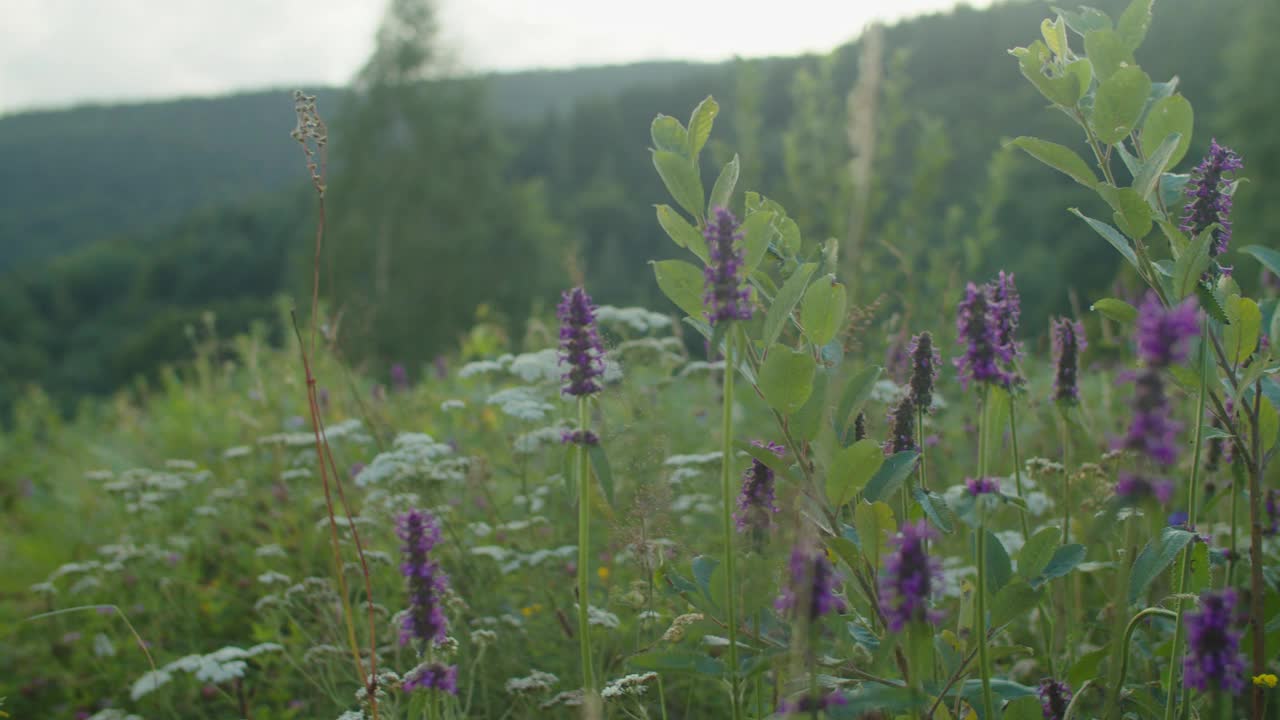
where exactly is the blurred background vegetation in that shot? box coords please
[0,0,1272,416]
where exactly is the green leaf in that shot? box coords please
[1223,295,1261,365]
[1017,526,1061,579]
[1071,209,1139,270]
[1196,283,1231,325]
[826,440,884,508]
[708,154,739,217]
[800,275,847,347]
[691,555,720,608]
[652,150,704,221]
[1015,40,1087,106]
[650,114,688,155]
[1041,16,1069,57]
[1141,95,1194,170]
[1008,137,1098,189]
[982,385,1011,471]
[913,486,956,534]
[587,443,614,507]
[990,580,1044,628]
[1068,646,1109,687]
[762,263,817,348]
[1128,527,1195,604]
[1034,544,1087,586]
[655,204,708,263]
[1003,696,1045,720]
[1132,132,1181,201]
[739,211,775,272]
[791,370,829,442]
[862,451,919,503]
[1054,6,1112,36]
[1091,65,1152,145]
[686,96,718,160]
[651,259,706,319]
[835,366,882,446]
[1116,0,1154,51]
[1091,298,1138,325]
[1259,395,1280,453]
[777,216,801,256]
[982,529,1014,595]
[854,501,895,570]
[1097,184,1152,239]
[1242,245,1280,279]
[1084,28,1133,81]
[629,649,724,676]
[758,347,816,415]
[1171,540,1211,595]
[1173,226,1216,300]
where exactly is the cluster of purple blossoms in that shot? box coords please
[776,545,846,622]
[991,271,1024,365]
[1182,140,1243,261]
[879,521,943,632]
[1115,472,1174,505]
[885,393,918,455]
[1183,589,1246,694]
[778,692,847,716]
[557,287,605,397]
[703,207,752,324]
[908,331,940,411]
[560,429,600,446]
[966,477,1000,496]
[403,661,458,695]
[1136,293,1200,368]
[1051,318,1086,403]
[1037,678,1072,720]
[390,363,409,392]
[954,278,1019,389]
[1117,371,1183,466]
[396,509,450,646]
[735,441,785,536]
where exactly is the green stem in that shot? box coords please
[721,339,742,720]
[975,386,995,720]
[1062,680,1095,720]
[1227,467,1239,588]
[1118,608,1179,696]
[1008,400,1031,542]
[1061,418,1071,544]
[1163,316,1209,720]
[1103,517,1137,720]
[576,396,596,700]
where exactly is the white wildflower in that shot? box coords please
[487,387,553,422]
[222,445,252,459]
[509,348,562,383]
[440,399,466,411]
[258,571,291,585]
[602,672,659,699]
[505,670,559,694]
[255,544,287,558]
[130,668,173,700]
[586,605,621,628]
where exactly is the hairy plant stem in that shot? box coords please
[1163,317,1210,720]
[721,338,743,720]
[974,385,995,720]
[576,395,597,702]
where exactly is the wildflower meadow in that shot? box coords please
[4,2,1280,719]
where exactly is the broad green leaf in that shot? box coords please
[652,150,704,221]
[1053,5,1112,36]
[1035,543,1087,586]
[708,154,739,216]
[1017,526,1060,579]
[777,216,801,256]
[854,500,895,569]
[739,210,775,272]
[1172,226,1216,300]
[1091,65,1151,145]
[1083,28,1133,81]
[651,259,706,319]
[1116,0,1154,51]
[800,275,847,347]
[1196,282,1231,325]
[862,451,919,503]
[686,96,718,160]
[990,580,1044,628]
[1131,132,1181,201]
[1223,295,1261,365]
[1071,209,1139,270]
[835,366,882,446]
[1068,646,1109,687]
[1003,696,1045,720]
[1008,137,1097,189]
[1171,540,1211,595]
[913,486,956,534]
[691,555,720,608]
[655,204,707,262]
[826,536,862,575]
[762,262,817,348]
[735,439,790,479]
[790,370,828,442]
[650,114,687,155]
[982,385,1011,471]
[1128,527,1195,603]
[1242,245,1280,279]
[1141,95,1193,169]
[1015,40,1086,106]
[1259,395,1280,453]
[758,347,816,415]
[826,439,884,508]
[1091,297,1138,325]
[1097,184,1152,239]
[587,443,614,507]
[982,529,1014,595]
[1041,17,1068,57]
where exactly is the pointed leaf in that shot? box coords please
[686,96,718,160]
[862,451,919,503]
[835,366,882,446]
[1008,137,1098,189]
[1084,28,1133,81]
[1116,0,1154,51]
[650,114,687,155]
[913,486,956,534]
[1034,544,1087,587]
[801,275,847,347]
[656,204,708,263]
[1173,226,1216,300]
[1223,295,1261,365]
[1071,209,1139,270]
[1128,527,1195,604]
[826,439,884,508]
[1132,132,1181,201]
[651,259,706,319]
[854,501,895,570]
[758,347,816,415]
[652,150,704,221]
[762,263,817,348]
[990,580,1044,628]
[981,529,1014,595]
[708,154,739,216]
[1017,526,1061,579]
[1242,245,1280,279]
[1091,65,1151,144]
[1091,298,1138,325]
[740,211,775,272]
[587,444,614,507]
[1142,95,1193,170]
[1097,184,1152,239]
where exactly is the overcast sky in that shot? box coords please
[1,0,989,116]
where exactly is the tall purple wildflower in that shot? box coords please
[1051,318,1085,403]
[1183,589,1246,695]
[778,692,847,716]
[403,661,458,695]
[880,521,943,632]
[557,287,605,397]
[776,545,845,622]
[1182,140,1243,259]
[885,393,918,455]
[1136,293,1200,368]
[990,271,1023,365]
[390,363,409,392]
[703,207,752,324]
[954,282,1010,388]
[908,331,940,411]
[1117,371,1183,466]
[735,441,785,537]
[396,509,450,646]
[966,477,1001,496]
[1037,679,1071,720]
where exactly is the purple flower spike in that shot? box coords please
[403,661,459,695]
[908,331,940,412]
[391,363,409,392]
[1265,489,1279,536]
[991,271,1023,365]
[1115,472,1174,505]
[1136,292,1199,368]
[560,429,600,446]
[778,692,847,716]
[966,477,1000,496]
[1182,139,1243,259]
[1051,318,1086,403]
[1117,370,1182,466]
[702,207,752,324]
[1184,589,1246,694]
[776,545,846,621]
[885,393,918,455]
[396,509,450,646]
[1037,678,1072,720]
[557,287,605,397]
[735,441,785,536]
[880,521,943,632]
[954,282,1010,388]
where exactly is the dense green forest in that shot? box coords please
[0,0,1270,416]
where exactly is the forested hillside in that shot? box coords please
[0,0,1270,416]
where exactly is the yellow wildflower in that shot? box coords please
[1253,673,1278,688]
[597,566,610,582]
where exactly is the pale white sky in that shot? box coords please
[0,0,989,115]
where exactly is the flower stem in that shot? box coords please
[974,386,995,720]
[576,395,596,701]
[721,338,742,720]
